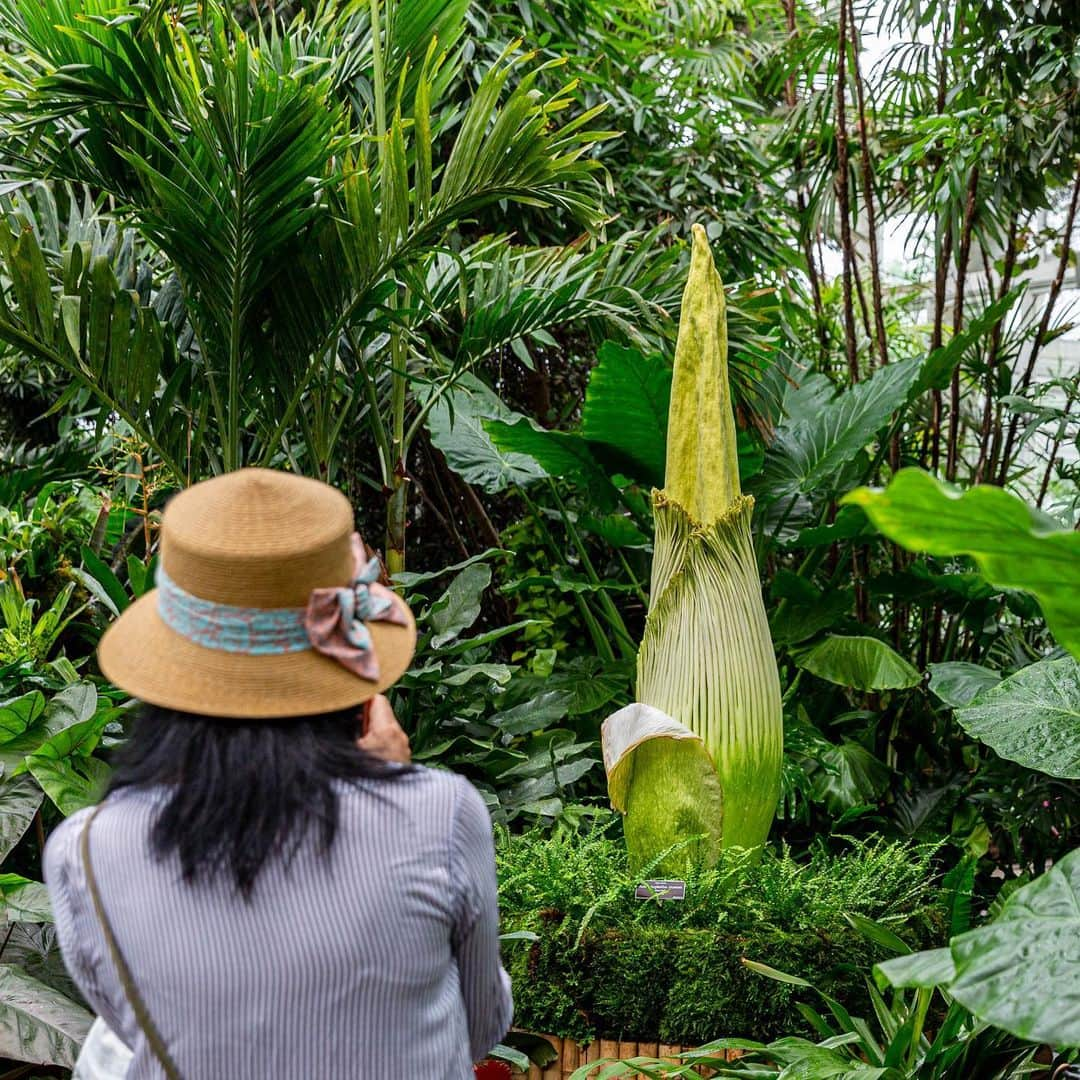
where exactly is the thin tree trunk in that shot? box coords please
[834,0,859,383]
[926,215,954,471]
[998,162,1080,484]
[974,213,1020,484]
[846,0,888,368]
[946,166,980,482]
[783,0,829,365]
[1037,394,1075,506]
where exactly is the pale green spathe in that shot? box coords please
[604,224,783,868]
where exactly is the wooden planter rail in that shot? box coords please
[519,1035,743,1079]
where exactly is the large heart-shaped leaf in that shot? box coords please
[954,657,1080,778]
[927,662,1001,708]
[0,875,51,924]
[0,963,92,1067]
[0,778,44,863]
[0,684,99,777]
[794,635,921,691]
[425,376,546,494]
[759,357,921,500]
[0,694,45,745]
[947,848,1080,1047]
[483,418,619,511]
[844,469,1080,658]
[427,563,492,649]
[23,712,112,816]
[580,341,671,487]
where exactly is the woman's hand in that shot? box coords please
[358,694,411,764]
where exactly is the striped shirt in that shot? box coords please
[43,767,513,1078]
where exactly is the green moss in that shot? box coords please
[498,820,945,1044]
[506,923,912,1045]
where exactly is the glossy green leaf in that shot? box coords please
[425,376,546,494]
[760,357,921,499]
[580,341,671,487]
[0,963,92,1067]
[78,545,130,615]
[844,469,1080,658]
[948,847,1080,1046]
[484,418,619,511]
[794,635,921,691]
[23,711,111,816]
[427,564,491,649]
[489,691,572,737]
[954,657,1080,778]
[0,778,44,864]
[0,693,46,745]
[927,662,1002,708]
[0,875,51,923]
[875,948,956,991]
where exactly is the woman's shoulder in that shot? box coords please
[345,765,490,826]
[42,790,160,886]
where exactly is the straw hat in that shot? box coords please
[98,469,416,719]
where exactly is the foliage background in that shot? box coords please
[0,0,1078,1073]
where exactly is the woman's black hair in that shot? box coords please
[107,704,407,897]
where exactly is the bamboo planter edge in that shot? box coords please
[501,1032,743,1079]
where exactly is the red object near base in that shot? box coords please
[474,1061,512,1079]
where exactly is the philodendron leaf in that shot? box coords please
[954,656,1080,778]
[927,662,1001,708]
[0,963,92,1067]
[844,468,1080,658]
[759,356,922,500]
[580,341,671,488]
[794,635,921,691]
[0,778,43,863]
[425,375,546,494]
[427,563,491,649]
[948,847,1080,1047]
[0,875,51,923]
[484,417,620,511]
[602,703,724,874]
[875,947,957,991]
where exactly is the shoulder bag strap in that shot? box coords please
[80,803,183,1080]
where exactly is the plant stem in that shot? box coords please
[834,0,859,384]
[998,160,1080,484]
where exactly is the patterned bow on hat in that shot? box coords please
[304,534,408,681]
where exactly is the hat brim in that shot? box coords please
[98,589,417,720]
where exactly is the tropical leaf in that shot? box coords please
[484,418,619,511]
[954,657,1080,778]
[0,875,51,923]
[759,357,922,500]
[844,469,1080,658]
[947,848,1080,1047]
[580,341,672,487]
[426,563,491,648]
[926,662,1002,708]
[425,376,546,494]
[875,948,957,991]
[0,963,92,1068]
[0,778,43,864]
[794,635,921,691]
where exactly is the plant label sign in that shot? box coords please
[635,879,686,901]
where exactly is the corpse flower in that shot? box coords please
[603,225,783,873]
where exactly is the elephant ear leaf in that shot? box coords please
[580,341,671,488]
[602,703,724,876]
[948,848,1080,1047]
[954,657,1080,779]
[844,468,1080,658]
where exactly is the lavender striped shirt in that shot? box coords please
[44,767,513,1078]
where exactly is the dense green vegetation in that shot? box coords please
[0,0,1079,1075]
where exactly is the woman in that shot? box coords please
[44,468,513,1078]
